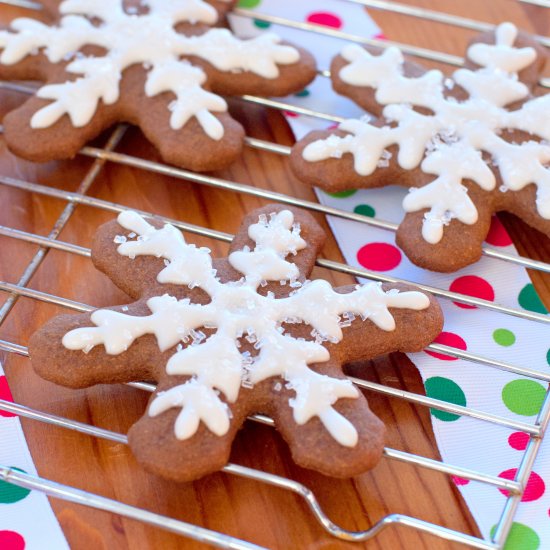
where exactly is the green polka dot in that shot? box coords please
[325,189,357,198]
[493,329,516,347]
[354,204,376,218]
[424,377,466,422]
[238,0,261,7]
[547,348,550,366]
[294,89,310,98]
[518,284,548,314]
[0,468,30,504]
[490,523,540,550]
[502,379,546,416]
[253,19,271,28]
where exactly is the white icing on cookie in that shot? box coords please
[63,211,430,447]
[303,22,550,243]
[0,0,299,138]
[467,22,536,73]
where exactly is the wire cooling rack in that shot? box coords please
[0,1,549,548]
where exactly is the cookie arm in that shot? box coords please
[396,204,493,273]
[199,43,317,98]
[267,360,386,478]
[463,27,547,94]
[227,204,326,284]
[290,128,428,194]
[333,283,443,362]
[2,60,123,163]
[91,216,204,302]
[29,300,167,389]
[127,375,251,482]
[331,46,429,116]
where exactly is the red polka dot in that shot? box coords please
[498,469,545,502]
[0,531,25,550]
[283,111,299,118]
[306,12,343,29]
[452,476,470,486]
[357,243,402,272]
[450,275,495,309]
[485,216,513,247]
[425,332,467,361]
[508,432,529,451]
[0,376,16,418]
[375,32,388,40]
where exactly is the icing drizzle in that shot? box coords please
[303,22,550,244]
[62,210,430,447]
[0,0,300,139]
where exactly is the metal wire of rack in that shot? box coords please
[0,1,548,548]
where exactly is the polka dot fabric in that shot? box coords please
[0,363,68,549]
[0,531,25,550]
[0,376,16,418]
[357,242,402,272]
[228,5,550,548]
[306,12,343,29]
[449,276,495,309]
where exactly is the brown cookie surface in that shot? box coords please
[30,204,443,481]
[0,0,317,171]
[290,23,550,272]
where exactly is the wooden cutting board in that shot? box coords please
[0,1,548,548]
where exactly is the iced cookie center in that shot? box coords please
[105,13,179,66]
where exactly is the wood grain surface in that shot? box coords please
[0,1,549,549]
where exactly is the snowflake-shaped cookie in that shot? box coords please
[0,0,316,171]
[29,205,442,481]
[291,23,550,272]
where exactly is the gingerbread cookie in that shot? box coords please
[291,23,550,272]
[0,0,316,171]
[29,205,442,481]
